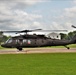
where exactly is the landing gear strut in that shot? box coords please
[64,45,70,49]
[17,47,23,51]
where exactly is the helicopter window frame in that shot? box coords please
[5,38,12,44]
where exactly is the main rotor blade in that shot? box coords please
[1,29,42,34]
[18,29,42,34]
[31,29,42,31]
[0,29,67,34]
[34,30,68,32]
[20,29,42,32]
[1,31,19,33]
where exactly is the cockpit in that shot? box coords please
[1,38,13,48]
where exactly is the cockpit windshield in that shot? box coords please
[5,39,12,43]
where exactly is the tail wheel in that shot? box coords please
[64,45,70,49]
[17,47,23,51]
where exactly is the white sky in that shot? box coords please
[0,0,76,36]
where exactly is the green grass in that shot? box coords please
[49,44,76,48]
[0,44,76,50]
[68,44,76,48]
[0,53,76,75]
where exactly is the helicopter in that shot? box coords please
[1,25,76,51]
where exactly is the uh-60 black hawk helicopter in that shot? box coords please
[1,25,76,51]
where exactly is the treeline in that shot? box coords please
[0,32,10,44]
[60,31,76,40]
[0,35,10,43]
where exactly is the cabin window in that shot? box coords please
[28,40,31,44]
[16,40,17,43]
[23,39,27,43]
[16,40,18,44]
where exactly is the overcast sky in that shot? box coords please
[0,0,76,35]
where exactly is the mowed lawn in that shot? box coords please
[0,44,76,49]
[0,53,76,75]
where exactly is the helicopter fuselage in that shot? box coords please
[1,34,74,51]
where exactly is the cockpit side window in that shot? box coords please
[5,39,12,43]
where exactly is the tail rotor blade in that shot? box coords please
[72,25,76,28]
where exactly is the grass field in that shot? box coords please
[0,53,76,75]
[0,44,76,49]
[46,44,76,48]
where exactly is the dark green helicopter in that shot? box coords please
[1,25,76,51]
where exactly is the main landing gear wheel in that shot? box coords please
[17,47,23,51]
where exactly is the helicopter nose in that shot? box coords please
[1,44,6,47]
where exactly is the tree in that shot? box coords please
[0,31,3,38]
[60,33,68,39]
[0,32,9,44]
[68,31,76,39]
[2,35,8,42]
